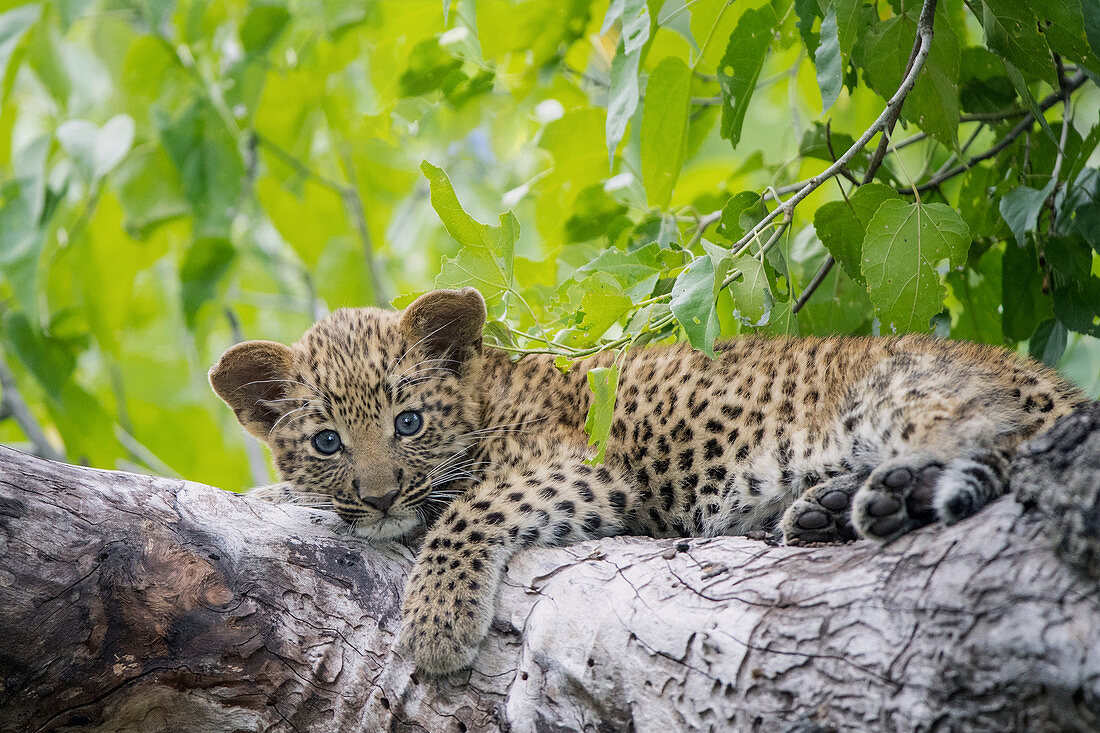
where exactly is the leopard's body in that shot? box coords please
[210,288,1087,675]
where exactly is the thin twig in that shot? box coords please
[792,256,835,313]
[337,150,389,306]
[730,0,939,256]
[0,358,65,462]
[787,0,938,312]
[910,72,1087,194]
[254,133,347,194]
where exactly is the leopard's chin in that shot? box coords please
[349,514,422,541]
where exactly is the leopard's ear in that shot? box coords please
[399,287,486,364]
[209,340,295,440]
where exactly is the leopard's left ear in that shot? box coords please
[399,287,486,363]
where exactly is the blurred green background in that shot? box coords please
[0,0,1098,491]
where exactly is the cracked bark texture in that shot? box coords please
[1,406,1098,733]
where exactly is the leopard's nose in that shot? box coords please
[362,490,399,513]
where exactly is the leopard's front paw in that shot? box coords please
[852,456,944,542]
[399,567,496,676]
[781,474,862,545]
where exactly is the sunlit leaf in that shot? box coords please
[862,200,971,333]
[423,161,518,305]
[584,363,619,464]
[671,251,731,357]
[641,56,690,209]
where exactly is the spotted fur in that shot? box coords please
[210,287,1087,675]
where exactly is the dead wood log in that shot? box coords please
[1,405,1099,732]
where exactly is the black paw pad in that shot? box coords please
[906,481,937,517]
[918,465,943,484]
[797,510,829,530]
[871,516,904,537]
[883,468,913,489]
[868,496,901,517]
[820,490,850,511]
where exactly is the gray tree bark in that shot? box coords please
[1,405,1099,733]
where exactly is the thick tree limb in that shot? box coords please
[1,406,1099,732]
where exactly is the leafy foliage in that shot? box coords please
[0,0,1098,485]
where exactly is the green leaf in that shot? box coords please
[640,56,691,209]
[179,237,236,330]
[670,252,729,357]
[240,4,290,55]
[115,147,192,236]
[577,242,662,300]
[1029,318,1067,366]
[1045,235,1093,280]
[1085,1,1100,64]
[565,185,628,242]
[814,183,900,285]
[947,248,1002,344]
[157,103,245,238]
[0,311,77,396]
[715,191,767,243]
[58,115,136,181]
[399,37,462,97]
[0,5,39,102]
[1033,1,1095,72]
[1050,238,1100,337]
[1075,201,1100,254]
[861,12,959,147]
[815,7,842,112]
[793,0,821,58]
[584,363,620,465]
[1001,59,1057,145]
[725,252,771,327]
[0,194,46,324]
[423,161,518,305]
[834,0,861,61]
[605,0,650,161]
[576,272,634,340]
[657,0,699,52]
[998,181,1055,245]
[862,200,971,333]
[1001,241,1052,340]
[958,47,1017,114]
[717,3,778,149]
[976,0,1057,86]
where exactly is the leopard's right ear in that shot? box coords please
[209,340,295,440]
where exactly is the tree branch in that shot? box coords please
[784,0,937,313]
[728,0,939,258]
[2,403,1100,730]
[254,133,390,307]
[909,72,1087,194]
[792,256,834,313]
[0,358,65,463]
[337,150,390,307]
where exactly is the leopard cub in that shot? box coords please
[210,287,1085,676]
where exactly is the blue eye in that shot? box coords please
[311,429,342,455]
[395,410,423,437]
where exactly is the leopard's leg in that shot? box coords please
[852,447,1012,542]
[839,352,1032,544]
[780,472,866,545]
[399,447,630,676]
